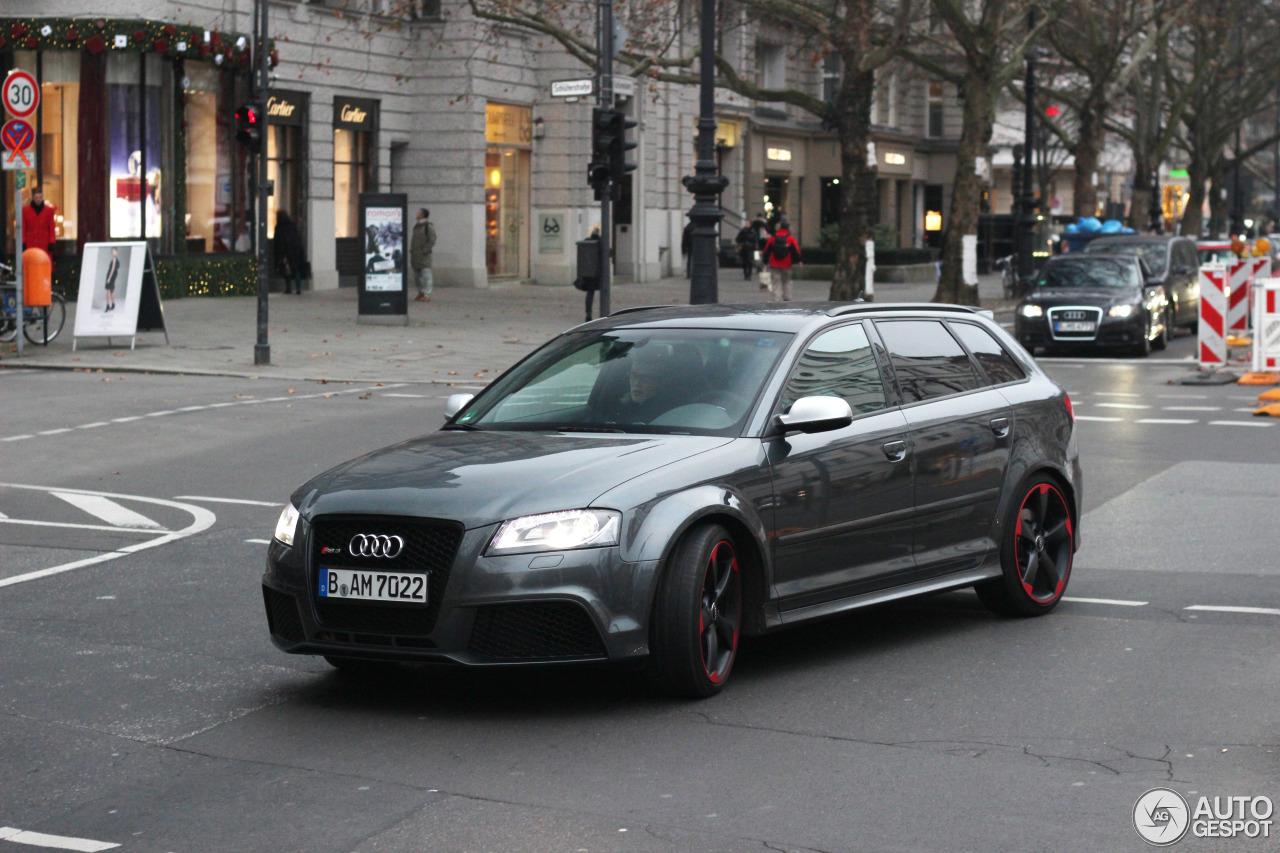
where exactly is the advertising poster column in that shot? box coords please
[358,193,408,324]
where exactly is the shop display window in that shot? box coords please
[184,63,236,253]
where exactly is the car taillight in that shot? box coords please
[1063,393,1075,424]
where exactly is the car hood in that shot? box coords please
[1025,287,1138,307]
[294,429,733,528]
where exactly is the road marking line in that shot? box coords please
[174,496,281,507]
[1185,605,1280,616]
[0,485,216,590]
[0,826,119,851]
[1074,416,1123,422]
[177,405,206,412]
[0,519,167,534]
[0,509,7,518]
[77,422,110,429]
[37,428,74,436]
[110,416,142,423]
[1094,392,1141,397]
[1096,403,1151,409]
[1162,406,1221,411]
[1208,420,1273,427]
[1063,596,1148,607]
[245,538,271,545]
[1158,394,1207,399]
[1135,419,1197,425]
[382,393,428,398]
[51,492,165,530]
[144,410,176,417]
[1,434,33,442]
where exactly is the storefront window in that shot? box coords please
[334,98,376,239]
[484,103,531,279]
[266,91,306,241]
[108,53,165,240]
[40,52,79,242]
[184,63,235,252]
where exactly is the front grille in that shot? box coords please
[468,602,607,660]
[1048,306,1103,341]
[263,586,305,643]
[309,516,464,636]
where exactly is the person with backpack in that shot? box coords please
[761,217,802,301]
[734,220,759,281]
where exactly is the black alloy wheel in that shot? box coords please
[649,523,743,698]
[976,475,1074,617]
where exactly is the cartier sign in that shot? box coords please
[334,97,377,130]
[267,91,305,127]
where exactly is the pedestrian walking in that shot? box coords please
[734,220,758,281]
[410,208,437,302]
[273,210,308,294]
[21,187,58,255]
[761,217,802,302]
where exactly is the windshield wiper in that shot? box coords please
[442,422,484,431]
[556,425,626,433]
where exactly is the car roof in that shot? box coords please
[1047,253,1140,264]
[1087,234,1183,247]
[579,303,993,334]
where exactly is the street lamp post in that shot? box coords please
[253,0,270,365]
[1017,9,1038,289]
[682,0,728,305]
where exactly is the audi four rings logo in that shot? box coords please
[349,534,405,558]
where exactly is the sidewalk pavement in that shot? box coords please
[1,272,1012,386]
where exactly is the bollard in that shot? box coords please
[1198,263,1228,368]
[22,247,52,307]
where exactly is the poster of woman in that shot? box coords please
[73,242,149,340]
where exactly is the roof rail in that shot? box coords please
[608,304,680,317]
[826,303,984,317]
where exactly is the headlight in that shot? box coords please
[1108,304,1136,318]
[1019,304,1043,318]
[487,509,621,556]
[273,503,300,547]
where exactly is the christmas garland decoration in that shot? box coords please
[0,17,276,70]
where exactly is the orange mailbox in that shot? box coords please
[22,247,52,307]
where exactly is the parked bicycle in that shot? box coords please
[0,260,66,345]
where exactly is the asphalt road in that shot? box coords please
[1,335,1277,853]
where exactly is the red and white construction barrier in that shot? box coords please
[1199,264,1228,367]
[1252,276,1280,372]
[1228,258,1272,332]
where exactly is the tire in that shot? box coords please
[648,523,743,698]
[1128,316,1152,358]
[1152,308,1170,351]
[0,317,16,343]
[975,474,1075,617]
[23,294,66,345]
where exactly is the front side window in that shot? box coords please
[875,320,980,403]
[777,323,887,416]
[456,328,793,435]
[949,322,1026,386]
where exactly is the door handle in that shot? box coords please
[990,417,1010,438]
[882,440,907,462]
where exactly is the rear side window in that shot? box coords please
[778,323,887,415]
[949,322,1026,385]
[875,319,980,403]
[1175,241,1197,269]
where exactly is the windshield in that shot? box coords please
[1083,240,1167,276]
[1036,258,1141,289]
[1199,247,1236,265]
[453,327,794,435]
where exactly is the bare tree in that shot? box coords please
[903,0,1058,305]
[468,0,917,301]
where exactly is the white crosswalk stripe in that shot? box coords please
[50,492,165,530]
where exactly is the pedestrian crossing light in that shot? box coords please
[235,103,263,153]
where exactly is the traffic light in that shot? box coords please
[589,108,615,199]
[235,103,263,152]
[606,109,637,182]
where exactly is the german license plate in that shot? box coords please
[319,568,427,604]
[1055,321,1095,333]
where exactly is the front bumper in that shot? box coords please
[1016,313,1148,350]
[261,519,660,666]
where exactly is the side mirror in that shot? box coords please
[444,393,475,420]
[773,396,854,435]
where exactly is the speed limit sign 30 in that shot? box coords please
[3,70,39,119]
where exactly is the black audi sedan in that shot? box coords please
[1015,254,1171,357]
[1083,234,1200,329]
[264,304,1081,697]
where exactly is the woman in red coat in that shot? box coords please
[21,187,58,255]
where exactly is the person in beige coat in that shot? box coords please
[410,208,437,302]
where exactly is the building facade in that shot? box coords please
[3,1,981,291]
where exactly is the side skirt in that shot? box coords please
[766,567,1002,629]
